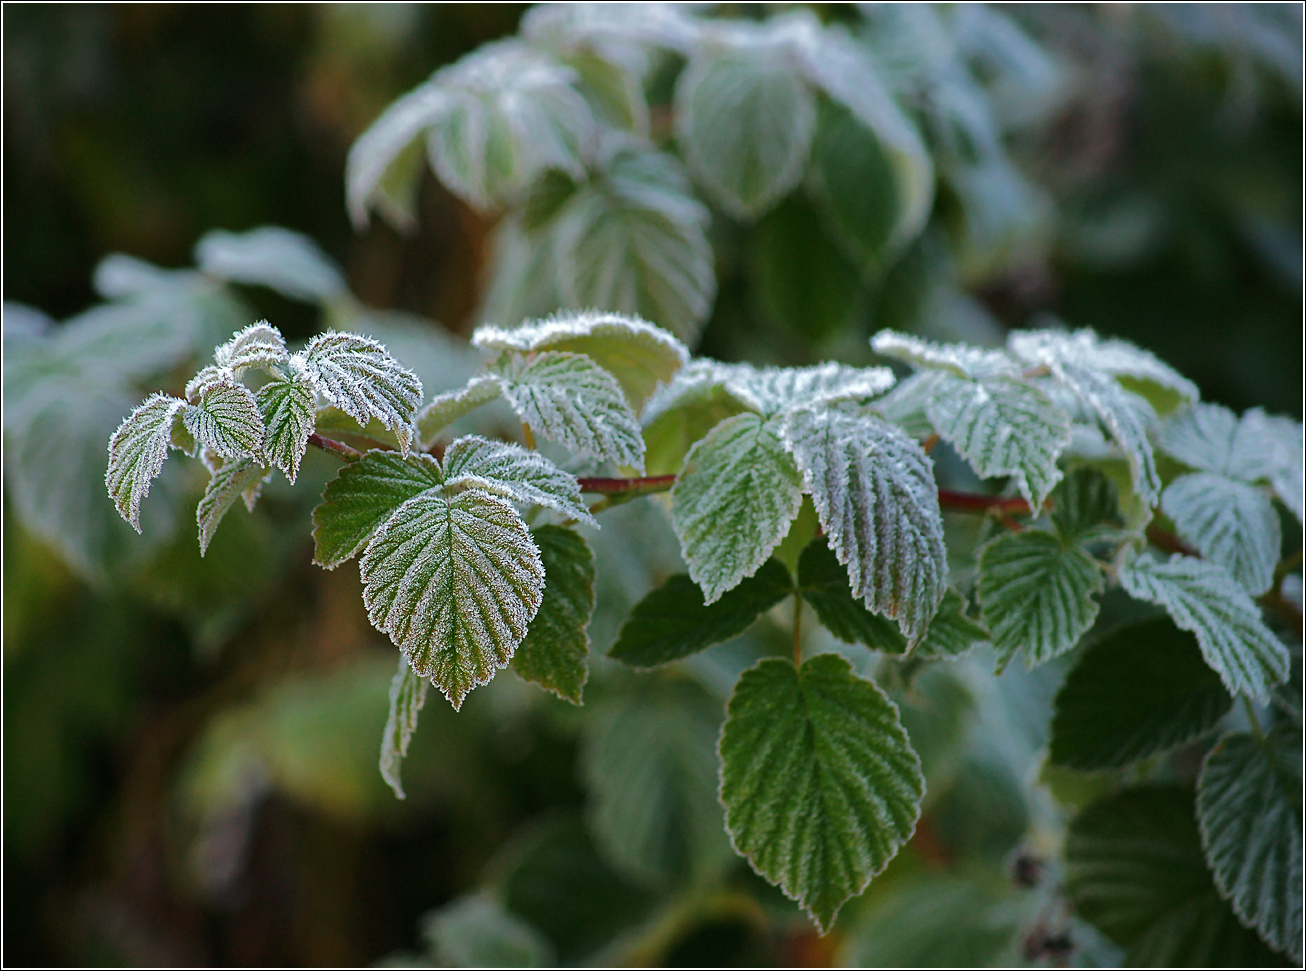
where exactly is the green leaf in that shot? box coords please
[925,372,1071,508]
[1050,617,1233,770]
[195,227,346,304]
[782,404,947,644]
[676,43,817,220]
[1050,466,1124,543]
[750,192,863,344]
[196,456,268,555]
[106,393,188,531]
[581,678,731,887]
[415,375,502,447]
[608,559,793,668]
[641,362,757,476]
[910,592,992,661]
[512,526,594,704]
[256,362,317,483]
[379,655,428,800]
[442,435,595,527]
[978,530,1103,670]
[870,329,1015,380]
[300,331,423,453]
[1065,785,1281,967]
[360,489,544,709]
[1162,473,1281,596]
[472,311,688,415]
[312,451,444,569]
[422,892,555,968]
[671,413,804,604]
[184,377,266,460]
[1198,724,1303,963]
[346,78,450,229]
[721,360,895,417]
[213,320,290,376]
[1243,408,1304,523]
[495,351,644,471]
[550,144,715,345]
[720,654,924,933]
[1119,554,1289,703]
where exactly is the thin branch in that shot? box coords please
[1144,522,1196,557]
[308,433,362,462]
[936,489,1033,515]
[577,474,677,497]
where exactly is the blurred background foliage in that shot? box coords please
[3,3,1300,966]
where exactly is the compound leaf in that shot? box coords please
[195,227,347,304]
[1119,554,1289,703]
[184,377,266,460]
[1161,472,1281,596]
[512,525,594,704]
[782,404,946,644]
[301,331,423,453]
[642,362,757,475]
[213,320,290,376]
[256,362,317,483]
[197,456,268,555]
[672,413,804,604]
[1050,617,1232,770]
[379,655,429,800]
[106,393,188,531]
[720,654,924,933]
[495,351,644,471]
[360,489,544,709]
[442,434,595,527]
[608,558,793,668]
[312,451,444,569]
[416,375,502,447]
[1198,724,1303,962]
[978,530,1103,671]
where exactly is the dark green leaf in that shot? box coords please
[512,526,594,704]
[312,450,444,569]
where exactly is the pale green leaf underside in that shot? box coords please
[722,361,896,418]
[442,434,596,528]
[1161,402,1267,481]
[1049,617,1231,770]
[256,365,317,483]
[346,78,449,229]
[496,351,645,471]
[197,456,267,555]
[302,331,423,452]
[676,46,816,220]
[1161,472,1280,596]
[1009,328,1198,410]
[1198,725,1303,963]
[871,329,1014,380]
[360,488,544,709]
[380,655,429,800]
[313,450,445,569]
[1119,555,1289,703]
[106,393,187,531]
[423,892,556,969]
[511,525,594,705]
[184,379,266,459]
[672,412,804,604]
[196,228,346,304]
[782,405,947,644]
[978,530,1102,671]
[416,375,501,447]
[720,654,924,933]
[642,362,757,476]
[925,371,1071,507]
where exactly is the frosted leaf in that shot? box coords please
[520,2,702,69]
[312,450,445,569]
[256,359,317,483]
[184,364,235,400]
[721,361,896,418]
[871,329,1015,379]
[300,331,423,454]
[1009,327,1198,410]
[1119,554,1289,703]
[195,228,346,304]
[675,40,817,220]
[1161,473,1280,596]
[512,526,594,705]
[1012,335,1161,508]
[924,372,1071,507]
[416,376,502,447]
[978,530,1103,670]
[197,456,268,555]
[1248,409,1304,523]
[442,434,596,527]
[782,404,947,644]
[473,310,688,414]
[360,489,544,709]
[495,350,644,471]
[642,362,758,476]
[671,413,804,604]
[106,393,188,531]
[213,321,290,376]
[551,142,716,345]
[868,371,940,440]
[1163,403,1304,512]
[379,656,429,800]
[183,376,266,460]
[477,216,563,329]
[346,78,449,229]
[423,893,556,968]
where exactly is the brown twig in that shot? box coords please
[308,433,362,462]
